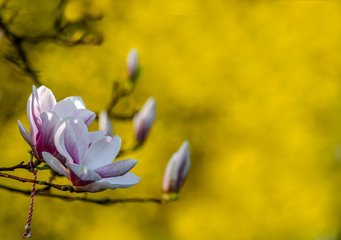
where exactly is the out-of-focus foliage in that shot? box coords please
[1,0,341,239]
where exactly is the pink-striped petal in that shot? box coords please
[54,116,89,164]
[66,163,101,187]
[35,112,60,158]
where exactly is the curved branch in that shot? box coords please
[0,161,30,171]
[0,172,74,192]
[0,184,165,205]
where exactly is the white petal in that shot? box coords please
[54,120,72,162]
[37,86,56,112]
[89,130,106,144]
[84,172,141,192]
[51,97,85,119]
[82,135,121,170]
[42,152,69,178]
[73,109,96,127]
[54,116,89,164]
[18,120,34,147]
[65,96,86,109]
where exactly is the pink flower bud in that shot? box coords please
[133,97,156,144]
[98,110,113,136]
[162,141,190,194]
[126,48,139,80]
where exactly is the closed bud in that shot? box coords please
[126,48,139,81]
[133,97,156,144]
[162,141,190,194]
[98,110,113,136]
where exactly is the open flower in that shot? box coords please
[42,116,140,192]
[133,97,156,144]
[18,85,95,159]
[162,141,190,194]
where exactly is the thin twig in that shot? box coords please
[0,159,43,171]
[0,161,30,171]
[0,0,102,86]
[0,184,165,205]
[94,112,137,121]
[106,82,135,114]
[0,172,74,192]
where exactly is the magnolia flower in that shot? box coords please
[133,97,156,144]
[98,110,113,136]
[162,141,190,194]
[18,85,95,159]
[42,116,140,192]
[126,48,139,81]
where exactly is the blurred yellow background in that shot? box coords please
[1,0,341,239]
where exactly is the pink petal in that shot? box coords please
[66,163,101,187]
[35,112,60,158]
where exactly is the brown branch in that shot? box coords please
[0,161,30,171]
[0,158,44,172]
[0,172,74,192]
[106,82,135,114]
[94,112,137,121]
[0,0,102,86]
[0,14,42,86]
[0,184,165,205]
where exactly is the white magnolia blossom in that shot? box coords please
[133,97,156,143]
[42,116,140,192]
[162,141,190,194]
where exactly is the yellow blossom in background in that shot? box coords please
[1,0,341,239]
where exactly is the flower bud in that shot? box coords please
[126,48,139,81]
[133,97,156,144]
[162,141,190,194]
[98,110,113,136]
